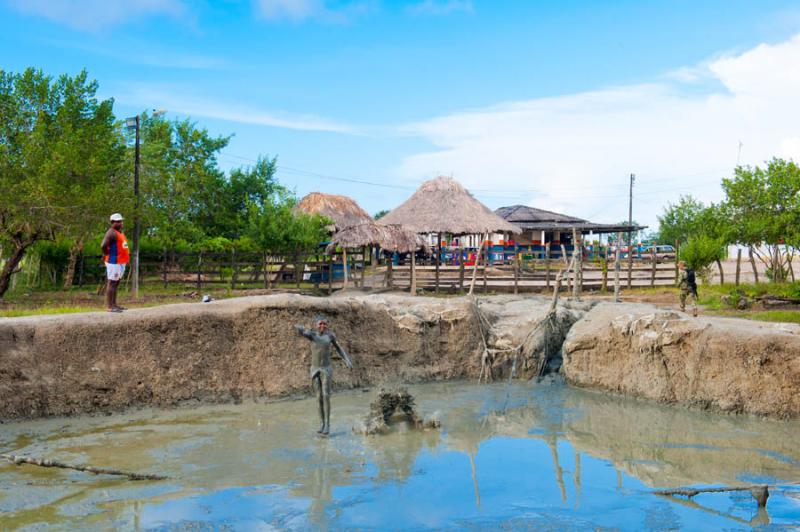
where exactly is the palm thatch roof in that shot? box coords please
[380,176,521,235]
[325,223,429,253]
[296,192,373,231]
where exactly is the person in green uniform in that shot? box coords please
[676,261,698,316]
[295,315,353,435]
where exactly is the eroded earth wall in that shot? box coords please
[562,303,800,419]
[0,294,481,419]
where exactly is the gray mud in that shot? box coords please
[1,380,798,530]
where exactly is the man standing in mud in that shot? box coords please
[295,316,353,435]
[100,213,129,313]
[676,261,698,317]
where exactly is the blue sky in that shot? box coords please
[2,0,800,231]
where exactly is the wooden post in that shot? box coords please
[161,251,167,288]
[572,228,582,300]
[614,232,621,302]
[674,240,680,284]
[78,253,85,287]
[468,233,486,295]
[749,247,759,284]
[231,248,237,290]
[327,253,332,294]
[410,251,417,295]
[342,248,349,289]
[601,243,608,292]
[627,239,633,289]
[650,248,657,287]
[387,254,394,289]
[435,232,441,294]
[545,242,551,289]
[196,251,202,291]
[483,254,488,293]
[361,246,367,288]
[458,246,465,291]
[735,248,742,286]
[513,253,519,295]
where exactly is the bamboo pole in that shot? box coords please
[468,233,486,296]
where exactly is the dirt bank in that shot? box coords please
[562,303,800,418]
[0,294,486,420]
[2,294,799,420]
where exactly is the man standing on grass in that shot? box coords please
[677,261,698,317]
[101,213,129,313]
[295,315,353,435]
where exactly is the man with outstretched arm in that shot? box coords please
[295,315,353,435]
[100,213,130,313]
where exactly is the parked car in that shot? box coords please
[639,245,676,262]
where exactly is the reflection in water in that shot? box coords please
[0,380,798,530]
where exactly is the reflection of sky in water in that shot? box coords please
[2,381,800,530]
[142,436,800,531]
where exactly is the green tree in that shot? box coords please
[679,235,726,283]
[657,195,706,245]
[722,158,800,282]
[0,68,122,297]
[138,115,230,252]
[373,209,390,220]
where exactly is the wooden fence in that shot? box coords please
[77,247,677,294]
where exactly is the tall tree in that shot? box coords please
[0,68,122,297]
[722,159,800,282]
[657,195,706,246]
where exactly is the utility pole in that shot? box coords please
[126,110,165,299]
[133,116,141,298]
[627,173,635,289]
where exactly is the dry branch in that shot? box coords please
[2,453,168,481]
[654,485,769,507]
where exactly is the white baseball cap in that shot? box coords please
[109,213,124,221]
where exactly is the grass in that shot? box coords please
[0,306,98,318]
[713,310,800,324]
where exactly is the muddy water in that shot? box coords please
[1,381,798,530]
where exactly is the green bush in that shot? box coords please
[679,235,725,276]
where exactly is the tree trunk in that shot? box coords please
[749,247,759,284]
[0,237,36,298]
[62,240,85,290]
[716,259,724,285]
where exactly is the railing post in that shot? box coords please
[162,250,168,288]
[458,247,465,291]
[651,249,657,287]
[545,243,551,289]
[327,253,333,294]
[196,251,202,291]
[230,248,237,290]
[614,232,622,302]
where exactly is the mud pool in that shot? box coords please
[1,381,798,530]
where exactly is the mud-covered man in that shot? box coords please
[295,316,353,435]
[676,261,698,317]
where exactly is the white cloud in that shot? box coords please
[398,34,800,230]
[407,0,473,16]
[118,84,356,133]
[254,0,371,23]
[7,0,186,31]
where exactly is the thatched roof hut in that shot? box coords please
[325,223,428,253]
[380,176,521,235]
[296,192,372,231]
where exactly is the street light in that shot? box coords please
[125,109,166,298]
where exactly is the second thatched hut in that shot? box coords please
[380,176,521,293]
